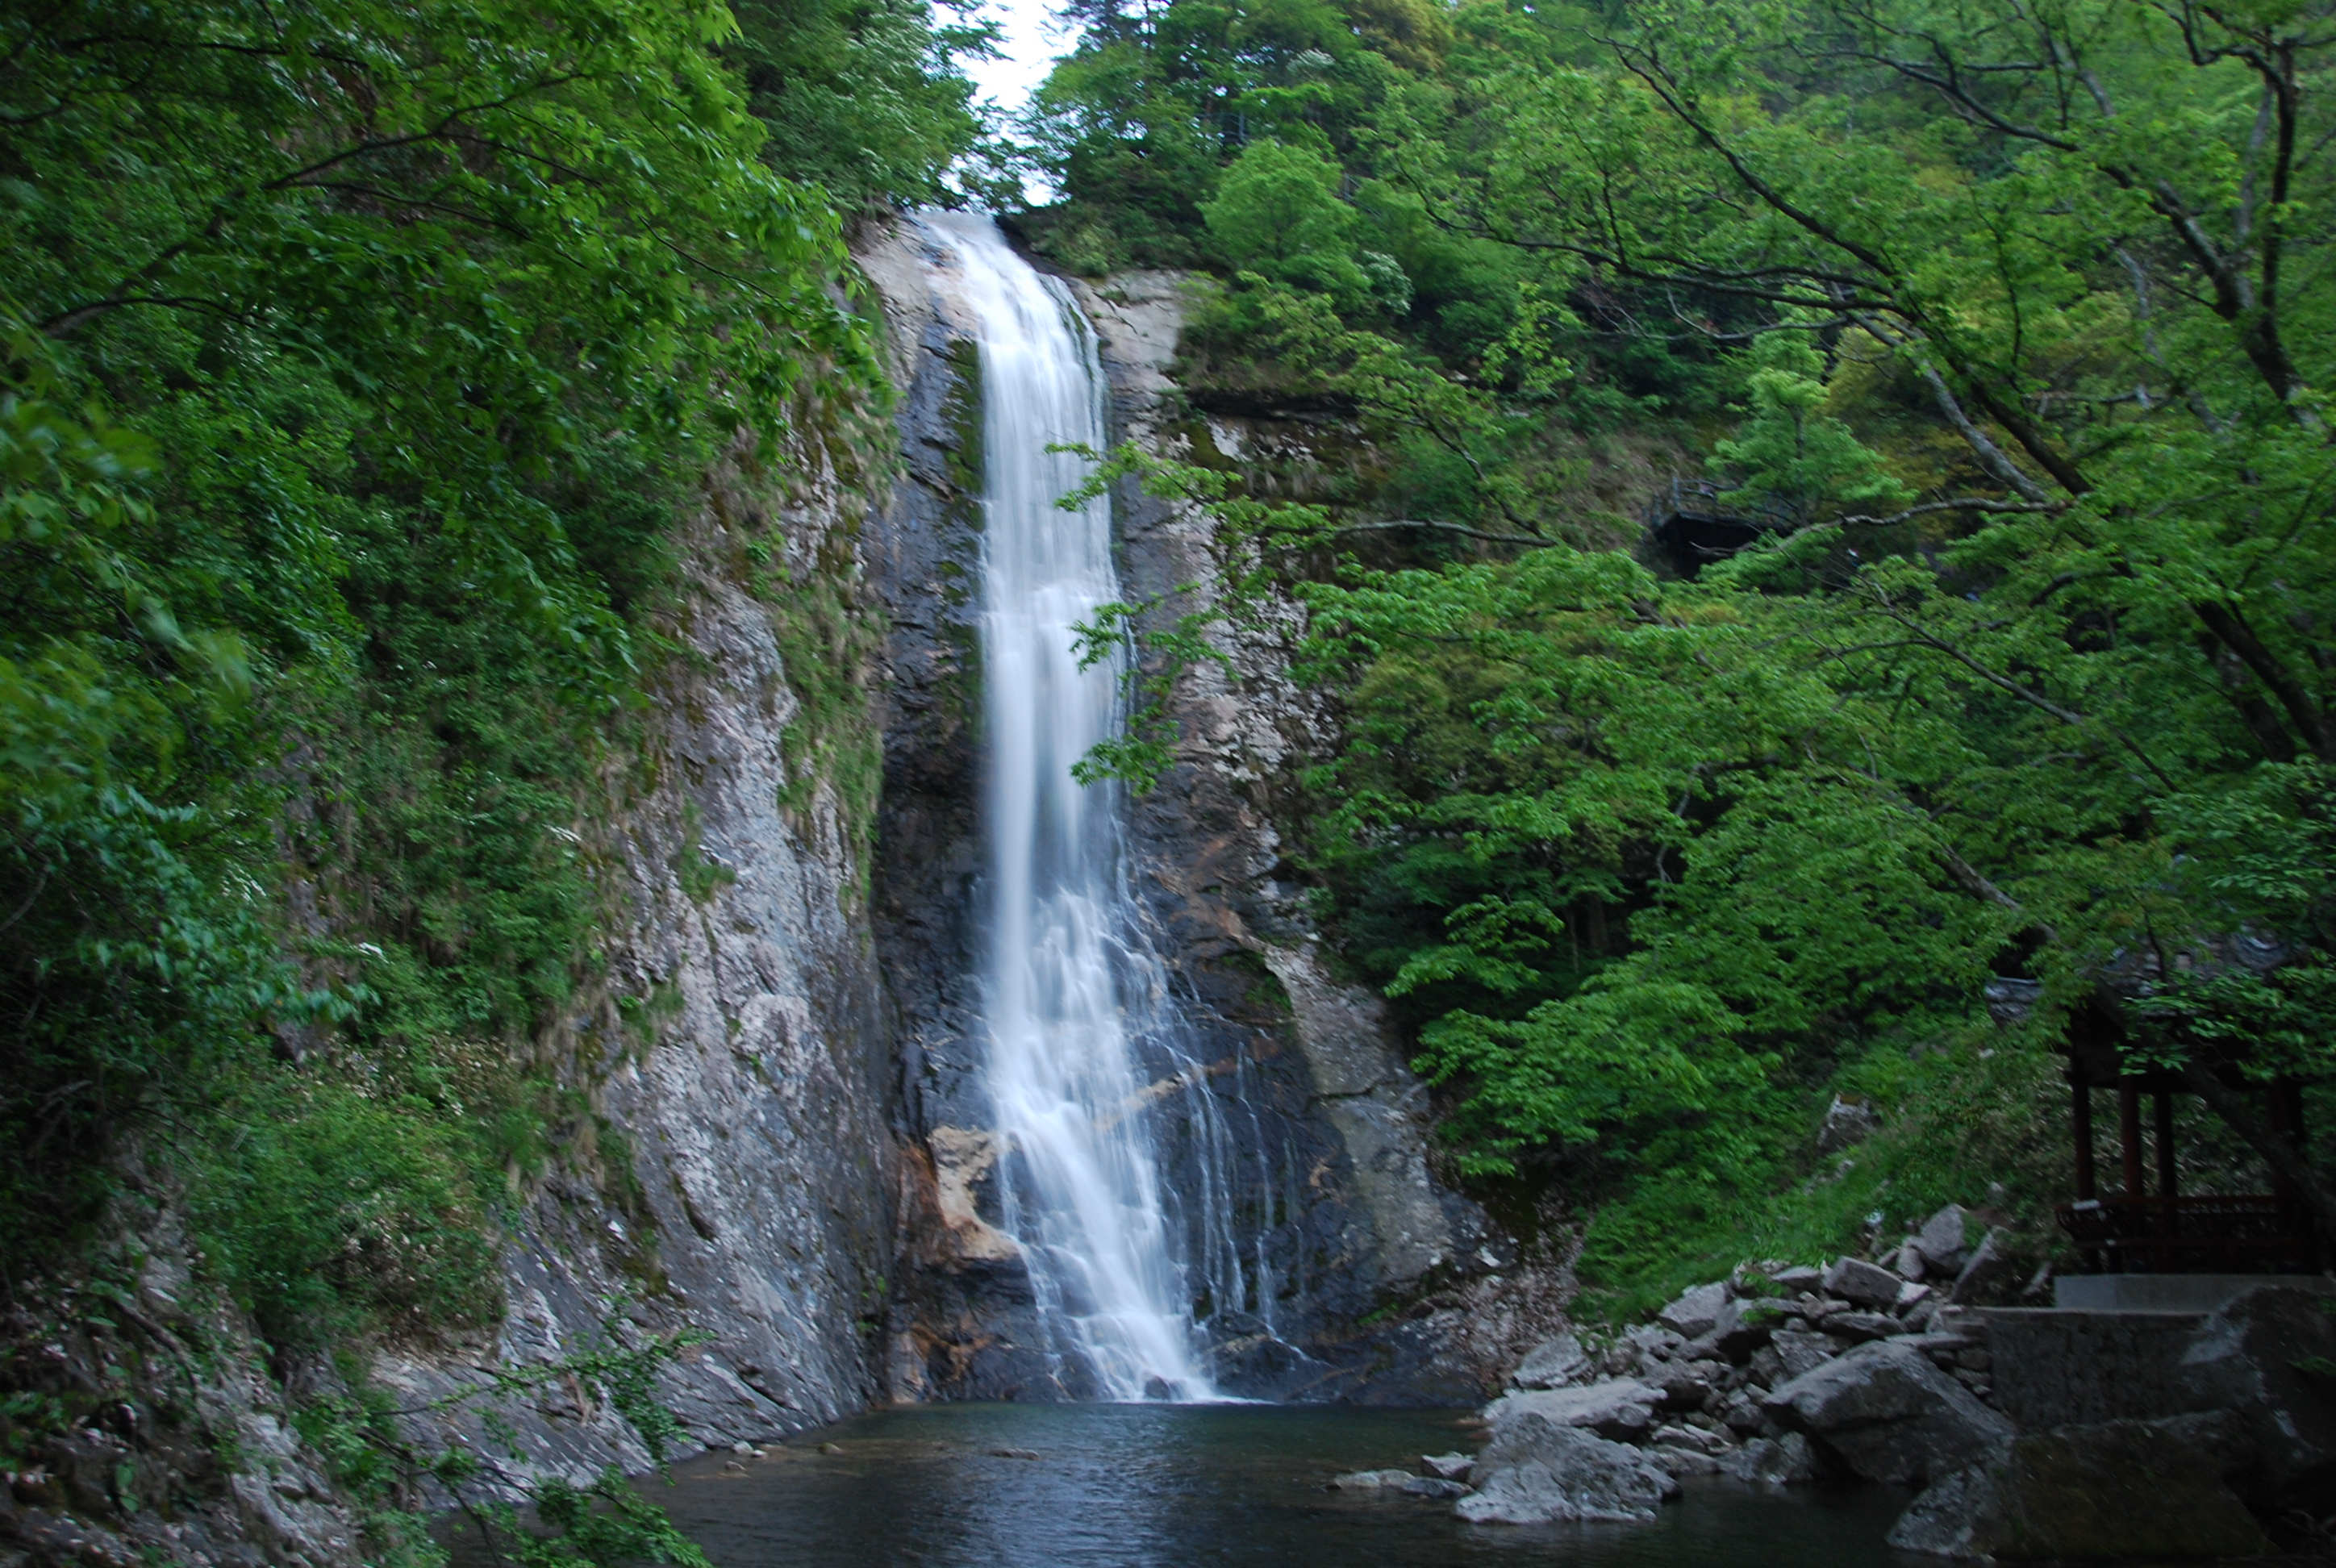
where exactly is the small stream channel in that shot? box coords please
[623,1406,1910,1567]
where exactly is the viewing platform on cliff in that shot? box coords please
[1643,477,1795,578]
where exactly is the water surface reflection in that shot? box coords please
[632,1404,1910,1568]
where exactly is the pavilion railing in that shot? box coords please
[2056,1193,2322,1274]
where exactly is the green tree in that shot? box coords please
[1708,331,1913,525]
[1201,139,1397,311]
[728,0,987,209]
[1203,140,1358,266]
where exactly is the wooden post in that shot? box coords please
[2120,1083,2146,1198]
[2072,1079,2097,1200]
[2267,1082,2300,1232]
[2153,1090,2178,1271]
[2154,1091,2178,1199]
[2292,1081,2324,1270]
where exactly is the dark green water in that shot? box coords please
[638,1404,1913,1567]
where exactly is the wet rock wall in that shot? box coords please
[859,222,1546,1404]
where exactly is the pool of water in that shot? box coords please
[624,1404,1913,1568]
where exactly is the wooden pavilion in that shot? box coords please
[2042,988,2326,1274]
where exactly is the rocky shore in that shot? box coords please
[1333,1211,2336,1558]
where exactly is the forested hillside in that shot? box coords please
[1018,0,2336,1307]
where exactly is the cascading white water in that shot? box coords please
[921,212,1215,1402]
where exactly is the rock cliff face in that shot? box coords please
[3,413,905,1568]
[373,427,903,1470]
[857,219,1537,1404]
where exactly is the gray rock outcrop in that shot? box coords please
[1511,1333,1591,1389]
[1436,1261,2321,1556]
[1458,1416,1679,1524]
[1817,1095,1879,1153]
[2174,1283,2336,1501]
[1483,1381,1666,1442]
[1945,1229,2022,1305]
[1724,1432,1823,1487]
[1656,1282,1728,1338]
[1763,1340,2015,1485]
[1771,1325,1838,1378]
[1913,1206,1970,1274]
[858,220,1526,1403]
[1354,1253,2005,1532]
[1329,1469,1468,1499]
[1822,1256,1903,1309]
[1886,1414,2272,1560]
[367,411,901,1473]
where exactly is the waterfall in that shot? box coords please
[921,212,1216,1402]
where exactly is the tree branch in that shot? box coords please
[1858,594,2176,787]
[2177,1061,2336,1240]
[1321,519,1554,547]
[2190,600,2334,761]
[1833,497,2061,528]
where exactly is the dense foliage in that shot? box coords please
[1028,0,2336,1301]
[0,0,972,1366]
[728,0,987,208]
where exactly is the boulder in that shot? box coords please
[1642,1357,1719,1412]
[2174,1283,2336,1501]
[1763,1340,2015,1486]
[1481,1380,1664,1443]
[1650,1445,1724,1478]
[1771,1328,1837,1380]
[1657,1282,1729,1339]
[1723,1431,1822,1486]
[1650,1423,1729,1455]
[1619,1323,1684,1366]
[1914,1205,1970,1274]
[1511,1332,1592,1390]
[1710,1298,1781,1359]
[1822,1256,1903,1309]
[1420,1452,1473,1481]
[1771,1264,1824,1293]
[1458,1416,1679,1524]
[1886,1414,2272,1560]
[1817,1095,1879,1153]
[1892,1241,1928,1281]
[1946,1228,2022,1304]
[1331,1469,1469,1499]
[1818,1310,1904,1344]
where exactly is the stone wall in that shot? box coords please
[1981,1309,2213,1432]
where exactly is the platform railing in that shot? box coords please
[2055,1193,2322,1274]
